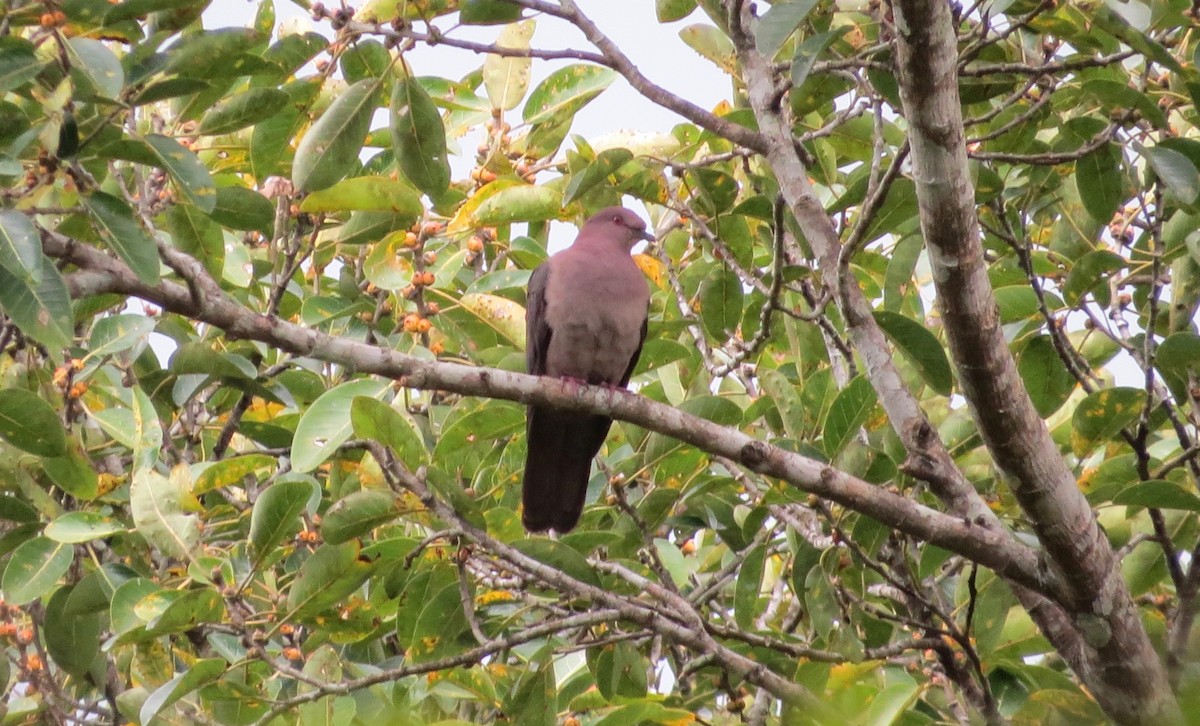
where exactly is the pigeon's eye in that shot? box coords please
[612,215,621,224]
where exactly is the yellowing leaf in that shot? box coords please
[130,466,200,560]
[459,292,526,348]
[633,253,666,288]
[355,0,458,22]
[483,20,535,111]
[299,175,424,214]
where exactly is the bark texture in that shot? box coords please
[890,0,1178,721]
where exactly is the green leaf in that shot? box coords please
[512,662,557,726]
[754,0,818,58]
[0,255,74,352]
[293,78,381,193]
[459,292,528,348]
[1081,79,1168,130]
[563,148,633,205]
[65,38,125,100]
[171,342,256,380]
[734,544,765,629]
[42,444,99,500]
[85,313,157,362]
[260,32,327,82]
[141,658,226,724]
[44,586,101,678]
[321,490,401,544]
[162,28,264,78]
[198,87,289,135]
[791,29,846,87]
[699,267,743,339]
[863,681,920,725]
[1071,387,1146,456]
[45,512,124,543]
[340,40,390,84]
[82,191,160,284]
[355,0,458,22]
[461,0,523,23]
[286,541,375,618]
[523,64,617,125]
[299,175,424,216]
[131,381,163,470]
[364,232,415,290]
[145,587,224,636]
[484,20,535,110]
[350,396,428,466]
[250,479,314,562]
[250,78,320,180]
[512,538,599,587]
[1075,145,1124,224]
[391,77,452,196]
[0,210,43,282]
[450,181,562,233]
[108,578,159,635]
[1,536,72,605]
[677,395,743,426]
[994,285,1047,323]
[145,134,217,212]
[0,39,45,95]
[1158,332,1200,378]
[679,24,737,75]
[823,375,877,459]
[0,388,68,457]
[56,595,108,678]
[194,453,277,494]
[1145,145,1200,206]
[130,467,200,559]
[1018,336,1077,417]
[688,168,738,215]
[464,268,532,295]
[337,210,414,246]
[209,185,275,232]
[592,641,647,700]
[0,495,37,523]
[291,379,389,473]
[166,202,223,278]
[130,77,210,106]
[873,311,953,396]
[105,0,199,22]
[1113,480,1200,512]
[656,0,696,22]
[1063,249,1124,306]
[396,563,469,661]
[759,368,806,439]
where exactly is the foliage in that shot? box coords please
[0,0,1197,723]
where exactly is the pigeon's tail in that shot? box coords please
[522,406,613,533]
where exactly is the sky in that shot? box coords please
[204,0,731,140]
[200,0,730,249]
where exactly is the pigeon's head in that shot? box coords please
[585,207,655,249]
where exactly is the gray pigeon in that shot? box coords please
[522,207,653,533]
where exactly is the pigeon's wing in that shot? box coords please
[525,262,552,376]
[618,312,649,387]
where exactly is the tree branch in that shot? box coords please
[889,0,1178,722]
[40,231,1062,600]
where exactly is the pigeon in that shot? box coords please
[522,207,653,533]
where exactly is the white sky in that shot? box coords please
[204,0,730,139]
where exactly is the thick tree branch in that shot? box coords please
[889,1,1178,722]
[724,0,1006,567]
[40,231,1062,601]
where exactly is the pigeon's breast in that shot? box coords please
[542,254,648,384]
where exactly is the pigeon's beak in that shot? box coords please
[639,229,656,242]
